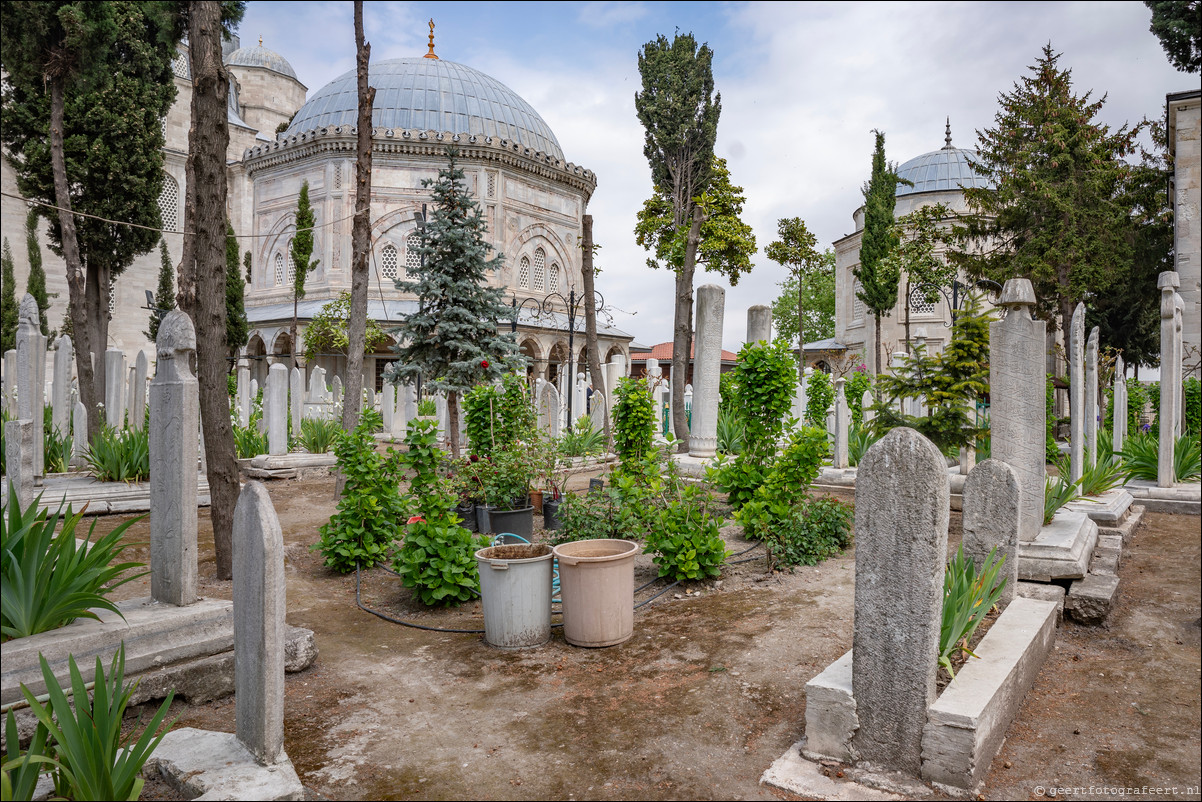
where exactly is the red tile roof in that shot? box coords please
[629,341,738,363]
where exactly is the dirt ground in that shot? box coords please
[98,476,1200,801]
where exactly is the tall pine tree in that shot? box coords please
[145,238,176,341]
[1,238,16,352]
[226,222,248,365]
[855,130,904,374]
[289,180,318,368]
[387,147,522,459]
[25,209,50,336]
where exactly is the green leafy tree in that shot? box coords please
[145,239,176,342]
[635,32,722,445]
[879,202,956,351]
[1145,0,1201,72]
[387,147,523,459]
[225,222,248,365]
[854,130,905,374]
[24,210,50,336]
[289,180,319,369]
[303,292,389,361]
[2,1,178,439]
[951,45,1141,347]
[1,238,16,352]
[765,215,834,376]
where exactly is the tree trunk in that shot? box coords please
[86,262,112,415]
[447,390,461,459]
[874,312,883,376]
[290,300,298,371]
[904,279,911,354]
[48,77,100,440]
[580,215,607,442]
[181,1,238,581]
[796,268,805,382]
[670,205,705,450]
[343,0,375,439]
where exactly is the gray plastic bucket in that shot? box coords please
[474,544,554,648]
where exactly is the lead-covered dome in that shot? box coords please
[894,123,994,197]
[285,58,564,160]
[225,45,299,80]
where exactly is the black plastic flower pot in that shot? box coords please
[543,499,563,531]
[455,502,478,532]
[487,505,535,541]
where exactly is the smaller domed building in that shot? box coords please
[831,121,994,374]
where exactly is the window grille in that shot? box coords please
[532,248,546,292]
[909,286,937,316]
[172,51,190,79]
[286,246,296,285]
[334,164,342,190]
[405,233,422,275]
[381,244,398,280]
[548,263,560,294]
[518,256,530,289]
[852,280,865,321]
[108,277,117,318]
[486,173,496,198]
[159,174,179,232]
[274,253,285,286]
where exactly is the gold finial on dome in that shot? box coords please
[258,35,263,47]
[424,18,439,59]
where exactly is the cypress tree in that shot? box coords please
[289,180,319,368]
[25,209,50,336]
[226,222,249,364]
[1,238,17,352]
[388,147,523,459]
[146,238,176,342]
[855,130,904,374]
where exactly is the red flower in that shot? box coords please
[407,515,425,525]
[480,359,490,368]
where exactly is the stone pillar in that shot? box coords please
[1158,271,1183,487]
[382,383,395,436]
[15,296,46,481]
[1112,356,1126,454]
[746,304,772,345]
[1085,326,1099,469]
[365,386,376,411]
[129,351,147,431]
[232,481,286,765]
[401,383,417,426]
[149,312,199,607]
[52,335,73,435]
[990,279,1047,544]
[125,367,136,432]
[1068,303,1086,483]
[962,458,1021,609]
[289,367,303,437]
[104,348,126,428]
[851,427,948,775]
[4,419,34,507]
[861,389,875,425]
[331,374,343,412]
[792,371,808,424]
[2,350,16,417]
[573,372,587,426]
[236,366,251,427]
[265,364,289,456]
[72,401,87,463]
[832,378,849,469]
[690,285,725,458]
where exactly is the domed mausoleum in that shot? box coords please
[241,48,630,392]
[830,122,996,374]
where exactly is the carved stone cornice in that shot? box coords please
[243,126,596,198]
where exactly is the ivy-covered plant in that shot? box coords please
[735,426,829,543]
[393,418,486,606]
[613,377,656,477]
[643,483,728,581]
[845,370,872,426]
[709,340,797,509]
[759,495,852,570]
[302,292,390,360]
[312,421,407,573]
[804,369,834,428]
[463,373,535,457]
[1184,376,1200,438]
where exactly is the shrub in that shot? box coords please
[760,495,852,570]
[393,419,485,606]
[715,405,745,455]
[845,371,872,426]
[1185,377,1201,438]
[847,422,881,467]
[298,416,340,454]
[232,422,268,459]
[43,424,72,474]
[1118,431,1202,483]
[19,645,174,801]
[84,425,149,482]
[612,377,656,476]
[735,426,829,542]
[558,415,605,457]
[1043,472,1081,526]
[552,488,641,546]
[644,484,728,581]
[463,373,534,457]
[805,370,834,428]
[416,397,437,416]
[939,545,1007,679]
[1079,455,1126,497]
[312,422,407,573]
[2,488,146,640]
[1046,373,1061,463]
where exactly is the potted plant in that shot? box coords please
[532,432,570,530]
[483,442,536,539]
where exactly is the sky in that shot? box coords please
[239,0,1192,352]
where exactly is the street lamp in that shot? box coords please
[917,278,1003,326]
[510,287,604,423]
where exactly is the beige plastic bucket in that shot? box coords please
[552,539,639,647]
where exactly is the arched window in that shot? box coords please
[159,173,179,232]
[532,247,546,292]
[381,244,398,280]
[518,256,531,289]
[274,253,286,286]
[909,285,937,316]
[404,233,421,275]
[852,279,865,321]
[548,262,560,294]
[171,50,190,79]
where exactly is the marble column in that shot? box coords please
[746,304,772,345]
[689,284,725,458]
[1069,303,1086,483]
[14,295,46,480]
[1085,327,1099,469]
[52,335,74,435]
[104,348,126,428]
[1158,271,1183,487]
